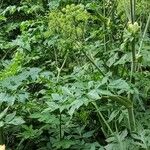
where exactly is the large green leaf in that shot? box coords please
[8,116,25,125]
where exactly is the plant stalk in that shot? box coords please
[82,50,105,77]
[138,13,150,55]
[128,0,136,132]
[92,102,114,136]
[59,111,62,141]
[56,52,68,82]
[128,107,135,132]
[0,105,4,144]
[130,0,136,83]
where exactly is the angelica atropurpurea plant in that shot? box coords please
[46,4,91,82]
[120,0,149,132]
[46,3,138,137]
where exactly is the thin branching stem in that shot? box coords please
[138,13,150,54]
[92,102,114,136]
[56,52,68,82]
[82,50,105,77]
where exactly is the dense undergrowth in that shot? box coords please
[0,0,150,149]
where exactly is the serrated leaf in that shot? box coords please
[108,79,130,91]
[90,144,96,150]
[114,54,128,65]
[68,100,84,116]
[120,130,128,140]
[106,53,118,67]
[62,87,73,97]
[51,93,62,101]
[8,116,25,125]
[46,102,59,112]
[17,93,29,103]
[53,139,75,149]
[0,93,16,105]
[99,90,112,96]
[83,130,95,138]
[0,107,9,120]
[88,90,101,100]
[108,110,119,122]
[5,112,16,123]
[28,67,42,80]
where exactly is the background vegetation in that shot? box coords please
[0,0,150,149]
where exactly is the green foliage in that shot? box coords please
[0,0,150,149]
[47,4,90,53]
[0,51,24,80]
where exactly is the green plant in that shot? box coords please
[0,0,150,149]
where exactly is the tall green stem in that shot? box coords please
[130,39,136,83]
[0,106,4,144]
[130,0,136,83]
[59,111,62,141]
[138,13,150,54]
[103,0,107,52]
[130,0,135,23]
[128,107,135,132]
[128,0,136,132]
[82,50,105,77]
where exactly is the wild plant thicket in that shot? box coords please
[0,0,150,150]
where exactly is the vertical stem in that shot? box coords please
[128,0,136,132]
[56,52,68,82]
[130,0,135,23]
[128,107,135,132]
[138,13,150,54]
[0,106,4,144]
[82,50,105,77]
[103,0,107,52]
[92,102,114,136]
[130,39,136,83]
[59,111,62,141]
[130,0,136,84]
[0,128,4,145]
